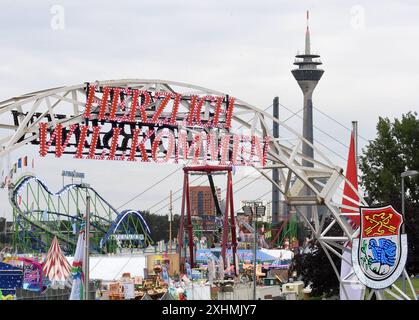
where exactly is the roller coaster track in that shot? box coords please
[9,175,152,253]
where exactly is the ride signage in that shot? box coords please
[37,85,270,166]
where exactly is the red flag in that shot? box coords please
[341,131,360,227]
[339,130,365,300]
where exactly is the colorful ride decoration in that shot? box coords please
[43,236,71,287]
[10,175,153,254]
[5,257,45,292]
[0,261,23,298]
[1,235,71,297]
[0,290,15,300]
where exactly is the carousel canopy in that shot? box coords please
[43,236,71,282]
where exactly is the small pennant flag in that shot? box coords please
[17,158,22,168]
[23,156,28,167]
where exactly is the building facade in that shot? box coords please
[190,186,221,216]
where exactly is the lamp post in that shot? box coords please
[84,195,90,300]
[169,190,172,253]
[242,201,266,300]
[83,185,91,301]
[401,170,418,293]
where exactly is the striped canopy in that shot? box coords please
[43,236,71,282]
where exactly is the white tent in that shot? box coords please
[66,255,146,281]
[260,248,294,260]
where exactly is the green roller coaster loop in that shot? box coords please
[10,174,153,254]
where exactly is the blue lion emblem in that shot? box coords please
[368,238,397,267]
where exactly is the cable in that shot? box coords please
[234,189,272,213]
[146,173,205,212]
[312,139,347,162]
[278,103,349,161]
[151,169,259,214]
[152,161,270,215]
[313,106,369,142]
[280,103,349,149]
[116,166,181,210]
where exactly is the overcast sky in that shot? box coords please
[1,0,418,220]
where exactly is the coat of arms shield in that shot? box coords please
[352,205,408,289]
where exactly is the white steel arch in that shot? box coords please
[0,79,415,300]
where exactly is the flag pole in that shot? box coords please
[351,121,358,168]
[84,194,91,300]
[169,190,172,253]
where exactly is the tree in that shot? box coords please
[141,211,180,243]
[359,111,419,273]
[290,217,342,298]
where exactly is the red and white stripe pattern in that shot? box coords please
[339,131,364,300]
[43,236,71,282]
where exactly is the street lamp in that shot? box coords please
[401,170,418,293]
[242,201,266,300]
[84,194,91,300]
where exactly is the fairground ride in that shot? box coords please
[0,79,416,300]
[10,174,153,254]
[179,165,237,271]
[269,212,298,248]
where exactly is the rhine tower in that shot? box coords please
[291,11,324,220]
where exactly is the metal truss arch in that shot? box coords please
[0,79,415,300]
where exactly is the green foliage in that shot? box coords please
[0,217,11,248]
[359,112,419,204]
[296,221,309,247]
[292,245,340,298]
[360,240,369,270]
[359,111,419,274]
[290,217,341,298]
[140,211,180,242]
